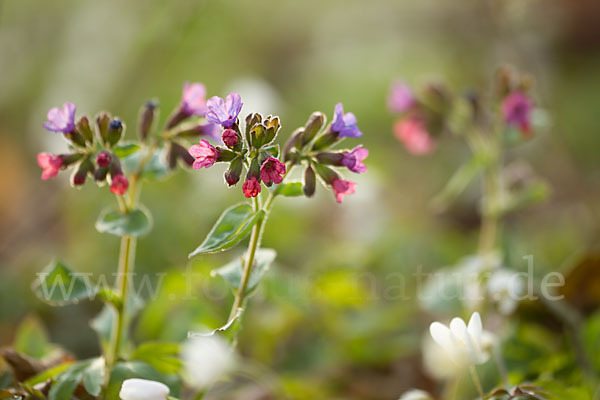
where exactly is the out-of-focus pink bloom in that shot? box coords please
[222,129,238,147]
[44,102,76,133]
[394,118,435,155]
[110,174,129,195]
[388,82,415,113]
[96,151,111,168]
[37,153,63,180]
[342,145,368,173]
[189,139,218,169]
[181,82,208,116]
[502,91,533,135]
[332,178,356,203]
[331,103,362,138]
[242,176,261,198]
[260,157,286,184]
[206,93,243,128]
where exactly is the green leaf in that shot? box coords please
[263,145,280,158]
[112,142,141,159]
[96,206,153,237]
[14,316,55,359]
[48,361,89,400]
[188,203,265,257]
[212,248,276,294]
[82,358,104,397]
[26,362,73,387]
[32,261,97,306]
[105,361,175,400]
[131,342,182,375]
[273,182,303,197]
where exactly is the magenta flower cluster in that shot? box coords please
[187,92,368,203]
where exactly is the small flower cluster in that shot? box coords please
[188,94,368,203]
[38,102,131,195]
[388,67,536,155]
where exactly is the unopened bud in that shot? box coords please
[107,119,124,146]
[96,151,111,168]
[76,116,94,143]
[315,152,344,166]
[264,116,280,144]
[222,129,238,148]
[72,156,94,186]
[311,131,339,152]
[302,112,325,145]
[139,100,158,141]
[282,128,304,162]
[225,157,243,186]
[216,147,236,162]
[245,113,263,135]
[250,124,266,148]
[303,165,316,197]
[167,142,195,169]
[96,112,111,144]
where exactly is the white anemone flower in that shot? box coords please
[119,378,169,400]
[398,389,434,400]
[429,312,494,367]
[181,335,235,389]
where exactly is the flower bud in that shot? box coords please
[282,128,304,163]
[245,113,262,135]
[119,378,169,400]
[96,112,111,144]
[315,152,344,166]
[76,116,94,143]
[303,165,316,197]
[72,156,94,186]
[247,157,261,180]
[107,119,124,146]
[250,124,266,148]
[167,142,195,169]
[138,100,158,141]
[264,115,280,144]
[63,130,87,148]
[60,153,85,168]
[421,81,451,114]
[301,112,325,146]
[313,163,339,186]
[224,157,243,186]
[222,129,238,148]
[110,174,129,195]
[94,166,109,183]
[310,131,339,152]
[96,151,111,168]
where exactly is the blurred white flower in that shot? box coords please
[119,378,169,400]
[422,334,459,380]
[487,268,525,315]
[429,312,494,367]
[398,388,434,400]
[181,335,235,389]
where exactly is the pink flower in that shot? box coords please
[331,178,356,203]
[110,174,129,195]
[342,145,368,173]
[260,157,286,184]
[181,82,208,116]
[242,176,261,198]
[388,81,415,113]
[37,153,63,180]
[222,129,238,147]
[394,118,435,155]
[502,91,533,136]
[96,151,111,168]
[44,102,76,133]
[188,139,218,169]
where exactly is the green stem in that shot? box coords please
[106,235,137,371]
[469,365,485,399]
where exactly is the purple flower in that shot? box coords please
[388,81,415,113]
[44,102,76,133]
[331,103,362,138]
[260,157,286,184]
[181,82,208,116]
[502,91,533,135]
[205,93,243,128]
[342,145,368,173]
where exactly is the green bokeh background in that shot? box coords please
[1,0,599,398]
